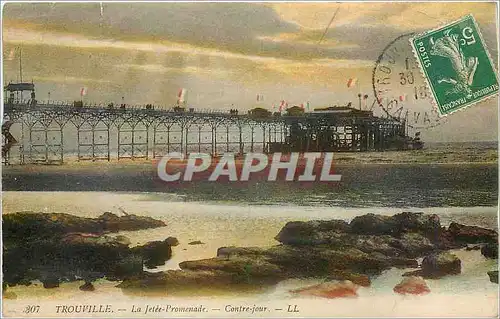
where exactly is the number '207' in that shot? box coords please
[23,305,40,314]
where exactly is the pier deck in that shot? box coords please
[2,102,407,165]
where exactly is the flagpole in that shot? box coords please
[19,47,23,102]
[358,80,361,110]
[19,47,23,83]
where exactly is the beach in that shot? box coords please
[2,190,499,318]
[2,142,499,318]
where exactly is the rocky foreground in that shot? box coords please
[2,211,175,290]
[2,211,498,298]
[118,212,498,292]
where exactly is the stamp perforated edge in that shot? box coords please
[409,14,499,118]
[371,32,445,130]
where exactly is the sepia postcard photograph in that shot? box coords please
[1,1,499,318]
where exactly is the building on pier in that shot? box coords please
[270,106,419,153]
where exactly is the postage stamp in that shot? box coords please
[410,14,499,116]
[373,33,445,130]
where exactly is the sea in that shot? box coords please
[1,141,499,318]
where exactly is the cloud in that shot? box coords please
[4,2,497,64]
[114,63,231,78]
[32,75,111,84]
[268,3,409,29]
[3,3,298,55]
[2,2,498,142]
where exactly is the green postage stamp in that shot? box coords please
[411,14,499,116]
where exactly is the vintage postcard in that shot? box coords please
[1,1,499,318]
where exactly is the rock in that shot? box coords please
[132,238,175,269]
[393,276,430,295]
[3,212,98,242]
[345,233,435,258]
[2,212,169,288]
[340,234,401,256]
[118,270,224,289]
[419,252,461,278]
[404,252,462,279]
[402,270,423,277]
[275,226,422,270]
[290,281,359,299]
[110,254,144,281]
[79,281,95,291]
[217,246,267,258]
[394,233,436,258]
[487,271,498,284]
[481,243,498,259]
[326,270,370,287]
[275,220,350,246]
[3,233,143,288]
[350,214,396,236]
[448,222,497,244]
[349,212,442,238]
[188,240,204,245]
[465,245,482,251]
[433,229,466,250]
[392,212,441,237]
[115,235,132,246]
[61,233,130,247]
[96,212,166,232]
[383,256,419,269]
[265,246,378,276]
[218,245,416,277]
[272,213,485,262]
[42,277,60,289]
[3,211,166,242]
[166,237,180,246]
[274,216,439,258]
[117,269,263,290]
[179,257,285,282]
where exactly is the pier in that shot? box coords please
[2,85,411,165]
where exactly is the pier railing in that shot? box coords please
[5,99,236,114]
[2,100,407,165]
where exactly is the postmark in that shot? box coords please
[373,33,444,130]
[410,14,499,116]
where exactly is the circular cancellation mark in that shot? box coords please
[372,33,445,130]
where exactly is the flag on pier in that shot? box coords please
[347,78,357,88]
[306,101,310,110]
[279,100,286,112]
[177,88,187,104]
[80,87,87,96]
[399,94,407,102]
[7,48,15,61]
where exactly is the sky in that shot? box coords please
[2,1,499,142]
